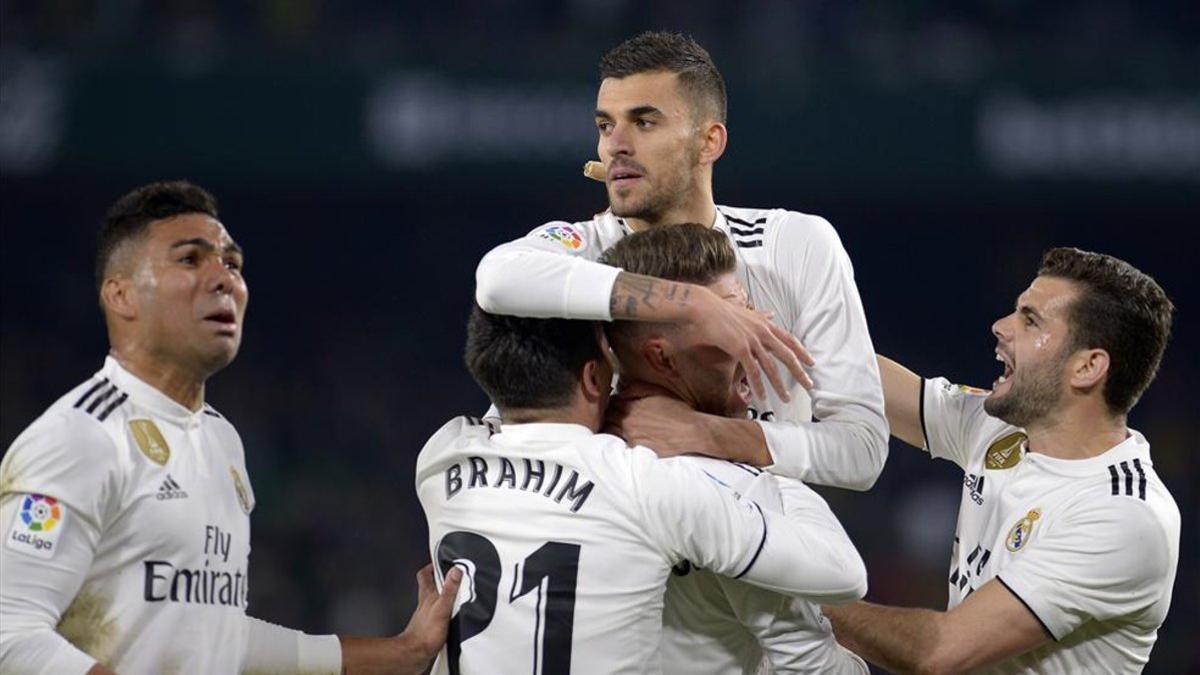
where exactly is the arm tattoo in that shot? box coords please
[610,272,693,320]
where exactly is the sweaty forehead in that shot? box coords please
[1022,276,1079,318]
[597,71,689,116]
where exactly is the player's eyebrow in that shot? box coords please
[625,105,663,118]
[170,238,244,256]
[1018,304,1044,322]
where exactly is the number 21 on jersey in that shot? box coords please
[437,531,581,675]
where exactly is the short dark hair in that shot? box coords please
[96,180,219,291]
[599,31,727,123]
[1038,247,1174,415]
[465,306,604,410]
[599,223,735,285]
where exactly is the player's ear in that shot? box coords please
[1069,348,1110,392]
[581,359,608,403]
[641,338,678,380]
[100,275,138,322]
[697,121,727,166]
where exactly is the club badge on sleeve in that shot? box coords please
[6,493,66,559]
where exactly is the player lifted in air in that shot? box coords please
[416,305,867,674]
[599,224,868,674]
[825,248,1180,673]
[0,181,461,675]
[475,31,887,491]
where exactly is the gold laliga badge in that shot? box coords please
[1006,508,1041,552]
[230,467,253,514]
[986,431,1026,470]
[129,420,170,465]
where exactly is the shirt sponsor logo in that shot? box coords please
[985,431,1026,470]
[1006,508,1042,552]
[129,419,171,465]
[535,224,586,252]
[6,494,65,559]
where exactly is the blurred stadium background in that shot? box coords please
[1,1,1195,672]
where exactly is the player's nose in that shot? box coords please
[991,314,1012,341]
[605,122,634,157]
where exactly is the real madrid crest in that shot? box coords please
[1006,508,1041,552]
[986,431,1026,470]
[230,467,253,514]
[129,420,170,465]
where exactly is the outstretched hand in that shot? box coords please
[396,564,463,669]
[684,290,814,401]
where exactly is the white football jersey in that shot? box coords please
[415,418,867,675]
[921,377,1180,674]
[661,458,868,675]
[0,357,257,674]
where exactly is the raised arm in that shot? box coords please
[476,226,812,400]
[877,355,924,448]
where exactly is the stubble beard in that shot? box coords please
[609,153,698,223]
[983,351,1068,428]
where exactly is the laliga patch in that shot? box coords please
[986,431,1026,470]
[535,224,587,252]
[6,494,66,559]
[230,467,254,514]
[129,419,170,465]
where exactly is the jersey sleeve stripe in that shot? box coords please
[97,393,128,421]
[722,212,768,227]
[85,385,119,414]
[918,378,931,451]
[733,502,768,579]
[1108,464,1120,495]
[73,377,110,408]
[727,224,765,236]
[996,576,1058,641]
[1133,459,1147,500]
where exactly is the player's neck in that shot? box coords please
[624,189,716,232]
[1024,402,1127,460]
[110,348,207,412]
[501,407,600,432]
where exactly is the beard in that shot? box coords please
[609,149,698,222]
[984,349,1069,427]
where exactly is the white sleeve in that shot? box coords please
[996,499,1174,641]
[241,616,341,674]
[0,413,121,675]
[758,215,890,491]
[633,454,867,603]
[475,222,622,320]
[920,377,1014,470]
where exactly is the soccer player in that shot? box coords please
[475,31,887,491]
[823,248,1180,673]
[415,307,868,674]
[599,224,868,674]
[0,181,462,674]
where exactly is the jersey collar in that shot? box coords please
[101,356,204,426]
[1023,428,1152,477]
[492,422,596,444]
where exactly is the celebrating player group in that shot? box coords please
[1,30,1179,675]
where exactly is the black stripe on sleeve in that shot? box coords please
[1133,458,1147,500]
[733,502,768,579]
[735,240,764,249]
[727,224,765,237]
[97,393,128,421]
[996,576,1058,641]
[74,378,110,408]
[918,378,931,451]
[723,213,767,228]
[86,385,118,414]
[1108,465,1120,495]
[730,462,763,477]
[1120,461,1134,496]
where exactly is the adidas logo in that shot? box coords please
[156,474,189,501]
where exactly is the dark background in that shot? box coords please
[1,1,1195,672]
